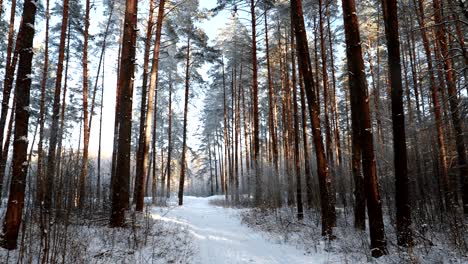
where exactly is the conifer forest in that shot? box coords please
[0,0,467,263]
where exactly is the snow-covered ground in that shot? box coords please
[1,196,466,263]
[151,196,319,264]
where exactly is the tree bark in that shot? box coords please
[341,0,387,257]
[433,0,467,214]
[79,0,91,209]
[381,0,413,247]
[134,0,155,204]
[414,0,451,210]
[34,0,50,207]
[44,0,69,210]
[291,0,335,237]
[110,0,138,227]
[298,68,313,209]
[178,36,191,206]
[250,0,261,206]
[0,0,37,250]
[291,25,303,220]
[326,4,341,166]
[165,79,173,201]
[0,0,19,202]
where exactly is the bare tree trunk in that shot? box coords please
[341,0,387,257]
[326,4,341,166]
[110,19,124,200]
[234,65,242,203]
[44,0,69,210]
[213,142,219,193]
[110,0,138,227]
[240,78,250,189]
[34,0,50,206]
[178,36,191,206]
[97,54,105,204]
[318,0,334,167]
[0,0,19,201]
[250,0,261,206]
[164,80,173,201]
[0,0,37,249]
[264,10,280,207]
[136,0,166,212]
[222,57,229,198]
[209,139,214,196]
[55,21,71,217]
[433,0,467,213]
[291,25,304,220]
[414,0,451,210]
[291,0,335,237]
[298,68,313,209]
[79,0,91,209]
[381,0,413,247]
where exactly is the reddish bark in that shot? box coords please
[291,0,335,236]
[433,0,468,214]
[44,0,69,210]
[110,0,138,227]
[341,0,387,257]
[1,0,37,250]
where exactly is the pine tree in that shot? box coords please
[0,0,37,250]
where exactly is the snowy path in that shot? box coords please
[150,196,322,264]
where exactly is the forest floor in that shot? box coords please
[151,196,316,264]
[1,196,467,263]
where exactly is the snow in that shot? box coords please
[151,196,318,264]
[1,196,466,263]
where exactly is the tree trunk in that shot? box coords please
[34,0,50,206]
[414,0,451,210]
[264,10,280,207]
[250,0,261,206]
[110,0,138,227]
[0,0,37,250]
[381,0,413,247]
[318,0,336,226]
[136,0,165,212]
[44,0,69,210]
[291,25,304,220]
[79,0,91,209]
[110,19,124,201]
[326,5,341,166]
[291,0,335,237]
[0,0,19,202]
[341,0,387,257]
[318,0,334,167]
[178,37,191,206]
[97,54,105,204]
[298,68,313,209]
[222,57,229,198]
[165,80,173,201]
[55,21,71,215]
[433,0,467,214]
